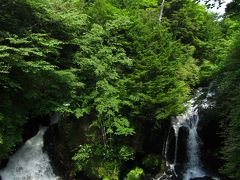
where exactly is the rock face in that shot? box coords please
[0,159,8,169]
[165,126,188,175]
[197,109,224,175]
[22,114,51,142]
[43,114,94,179]
[43,124,68,178]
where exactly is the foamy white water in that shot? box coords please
[169,90,207,179]
[0,127,57,180]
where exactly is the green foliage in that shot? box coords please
[199,60,218,82]
[96,161,120,180]
[72,21,134,143]
[0,0,80,158]
[214,32,240,179]
[164,0,226,84]
[73,144,133,179]
[109,0,158,9]
[210,4,240,178]
[125,11,199,120]
[124,167,144,180]
[119,145,134,161]
[72,144,93,171]
[226,0,240,19]
[142,154,162,172]
[0,0,230,179]
[87,0,120,24]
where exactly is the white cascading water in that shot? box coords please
[168,90,207,179]
[155,89,220,180]
[182,105,205,180]
[0,114,60,180]
[173,126,179,167]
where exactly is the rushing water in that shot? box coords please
[180,105,205,180]
[0,114,60,180]
[164,90,208,179]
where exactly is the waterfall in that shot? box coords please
[173,125,179,166]
[183,107,205,180]
[167,90,207,179]
[156,88,221,180]
[0,115,60,180]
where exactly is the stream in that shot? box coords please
[0,113,60,180]
[0,127,57,180]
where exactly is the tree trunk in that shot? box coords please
[159,0,165,23]
[99,119,107,147]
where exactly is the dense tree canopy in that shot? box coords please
[213,5,240,178]
[0,0,239,179]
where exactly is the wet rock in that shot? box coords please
[198,109,224,174]
[22,114,50,142]
[44,114,94,179]
[0,159,8,169]
[154,172,174,180]
[176,126,189,170]
[166,127,176,164]
[44,124,70,179]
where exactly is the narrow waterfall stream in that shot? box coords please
[0,114,60,180]
[163,90,214,180]
[174,98,205,180]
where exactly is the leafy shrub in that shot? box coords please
[124,167,144,180]
[142,154,161,172]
